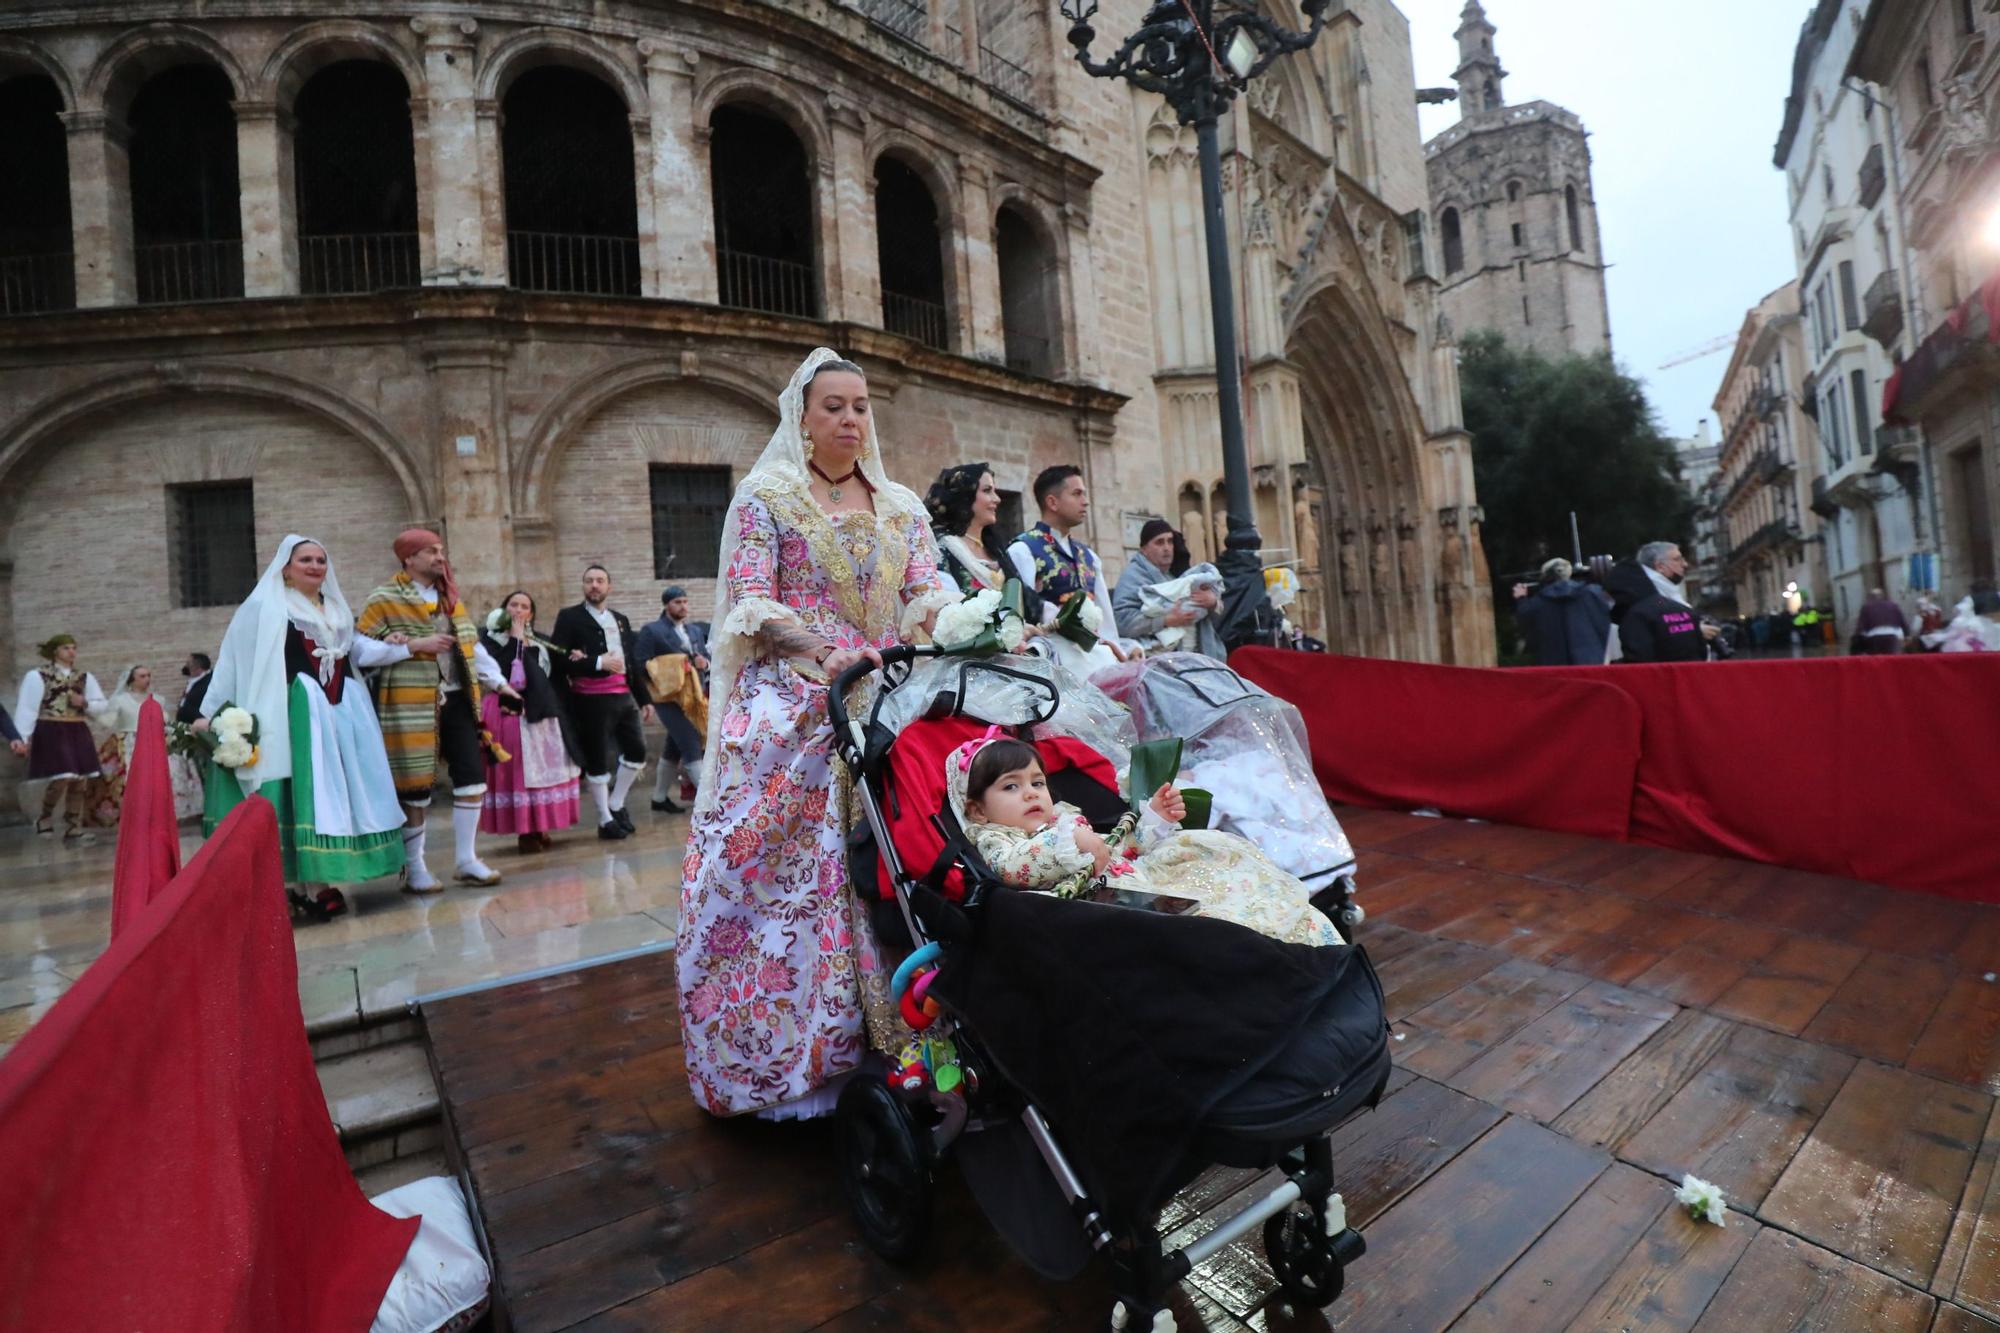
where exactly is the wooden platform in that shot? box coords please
[421,811,2000,1331]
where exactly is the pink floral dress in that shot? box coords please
[677,484,954,1116]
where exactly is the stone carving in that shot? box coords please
[1397,512,1421,596]
[1294,495,1320,571]
[1367,523,1389,589]
[1943,75,1989,155]
[1181,509,1208,566]
[1213,507,1230,558]
[1336,525,1359,595]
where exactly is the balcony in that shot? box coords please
[882,288,949,350]
[1811,476,1839,519]
[301,233,420,296]
[1799,206,1857,288]
[1754,446,1794,485]
[1858,142,1886,209]
[1754,386,1784,420]
[1861,269,1904,348]
[980,43,1036,106]
[1822,452,1883,509]
[0,251,75,315]
[1800,369,1819,420]
[135,239,244,305]
[717,248,818,318]
[1875,423,1921,467]
[856,0,927,45]
[1727,518,1803,568]
[505,231,641,297]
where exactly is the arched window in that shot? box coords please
[501,66,639,296]
[996,203,1057,377]
[294,61,419,294]
[875,156,949,350]
[1505,180,1522,203]
[129,64,242,303]
[1565,185,1583,253]
[1440,207,1464,275]
[0,74,73,313]
[710,104,817,317]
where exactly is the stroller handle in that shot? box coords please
[829,643,937,764]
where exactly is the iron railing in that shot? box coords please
[1005,329,1052,376]
[0,251,75,314]
[1861,268,1903,347]
[981,44,1037,105]
[859,0,928,45]
[301,232,421,296]
[718,248,818,318]
[883,289,949,349]
[136,239,244,304]
[506,230,640,297]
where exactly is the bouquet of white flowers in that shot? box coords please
[933,581,1030,656]
[1054,589,1102,651]
[205,703,262,770]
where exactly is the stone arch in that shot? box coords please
[693,68,829,169]
[258,21,425,109]
[0,365,432,534]
[991,184,1070,375]
[514,355,783,516]
[477,27,647,114]
[82,23,249,119]
[867,129,962,229]
[0,36,78,110]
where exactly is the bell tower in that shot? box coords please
[1453,1,1505,115]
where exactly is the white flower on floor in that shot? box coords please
[1676,1173,1727,1227]
[214,706,254,739]
[934,589,1001,649]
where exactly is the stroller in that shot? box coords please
[829,645,1392,1329]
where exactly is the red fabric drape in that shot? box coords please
[0,797,417,1330]
[110,697,181,939]
[1235,648,2000,900]
[1232,649,1642,842]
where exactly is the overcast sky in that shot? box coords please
[1401,0,1810,443]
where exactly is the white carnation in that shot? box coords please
[1077,596,1102,632]
[213,738,253,768]
[998,613,1028,653]
[214,707,254,738]
[934,589,1003,649]
[1675,1174,1726,1227]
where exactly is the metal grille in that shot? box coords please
[301,233,421,295]
[650,466,731,580]
[136,240,244,304]
[506,231,641,297]
[718,248,818,318]
[883,290,949,349]
[859,0,928,44]
[981,45,1037,105]
[0,252,74,314]
[169,481,258,609]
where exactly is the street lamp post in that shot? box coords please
[1057,0,1331,645]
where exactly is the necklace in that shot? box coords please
[809,459,872,504]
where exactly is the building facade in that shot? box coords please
[1422,1,1612,361]
[0,0,1492,737]
[1673,422,1726,610]
[1850,0,2000,604]
[1709,282,1829,619]
[1777,0,1936,632]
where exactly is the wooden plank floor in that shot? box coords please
[422,810,2000,1332]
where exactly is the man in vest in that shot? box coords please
[1006,464,1131,665]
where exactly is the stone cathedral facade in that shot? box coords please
[1424,1,1612,360]
[0,0,1493,736]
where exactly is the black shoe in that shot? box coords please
[598,819,630,841]
[651,796,683,814]
[614,806,636,833]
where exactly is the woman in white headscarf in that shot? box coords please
[676,349,958,1121]
[85,663,155,823]
[194,535,413,921]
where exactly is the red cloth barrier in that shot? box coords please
[1232,649,1642,842]
[109,697,180,939]
[1235,647,2000,900]
[0,797,417,1330]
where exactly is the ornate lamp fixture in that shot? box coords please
[1057,0,1331,643]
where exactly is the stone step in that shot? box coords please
[315,1031,442,1177]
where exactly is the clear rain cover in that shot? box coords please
[868,649,1138,779]
[1090,653,1356,883]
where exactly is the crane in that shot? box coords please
[1657,333,1738,371]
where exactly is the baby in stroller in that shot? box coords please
[951,731,1342,948]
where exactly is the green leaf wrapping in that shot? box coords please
[1126,736,1183,817]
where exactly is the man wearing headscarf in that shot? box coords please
[634,585,709,813]
[356,528,506,890]
[11,633,108,840]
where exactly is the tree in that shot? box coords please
[1459,332,1693,642]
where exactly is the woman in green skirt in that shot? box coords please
[197,535,412,921]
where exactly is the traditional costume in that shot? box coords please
[550,595,650,837]
[202,535,411,900]
[356,531,504,890]
[676,347,957,1120]
[13,636,107,838]
[633,588,710,813]
[1008,520,1127,676]
[478,617,581,842]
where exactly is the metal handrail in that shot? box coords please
[0,251,75,315]
[883,289,949,349]
[718,247,818,318]
[981,44,1038,104]
[136,239,244,304]
[505,230,641,297]
[301,232,421,295]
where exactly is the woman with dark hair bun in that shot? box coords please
[924,462,1043,622]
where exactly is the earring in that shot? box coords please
[801,428,814,462]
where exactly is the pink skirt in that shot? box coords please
[480,697,580,835]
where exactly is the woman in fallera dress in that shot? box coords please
[198,535,413,921]
[675,349,958,1121]
[478,591,582,852]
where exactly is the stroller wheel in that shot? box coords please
[836,1076,933,1263]
[1263,1205,1345,1308]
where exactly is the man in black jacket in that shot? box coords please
[1611,542,1716,664]
[1513,558,1613,665]
[550,564,654,839]
[175,652,212,726]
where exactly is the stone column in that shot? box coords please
[826,96,876,326]
[411,17,497,284]
[473,98,509,285]
[960,162,1003,361]
[960,9,983,75]
[62,111,134,307]
[422,338,514,613]
[627,111,659,297]
[1060,199,1101,384]
[639,41,715,302]
[234,101,298,297]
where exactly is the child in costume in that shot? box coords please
[949,733,1341,948]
